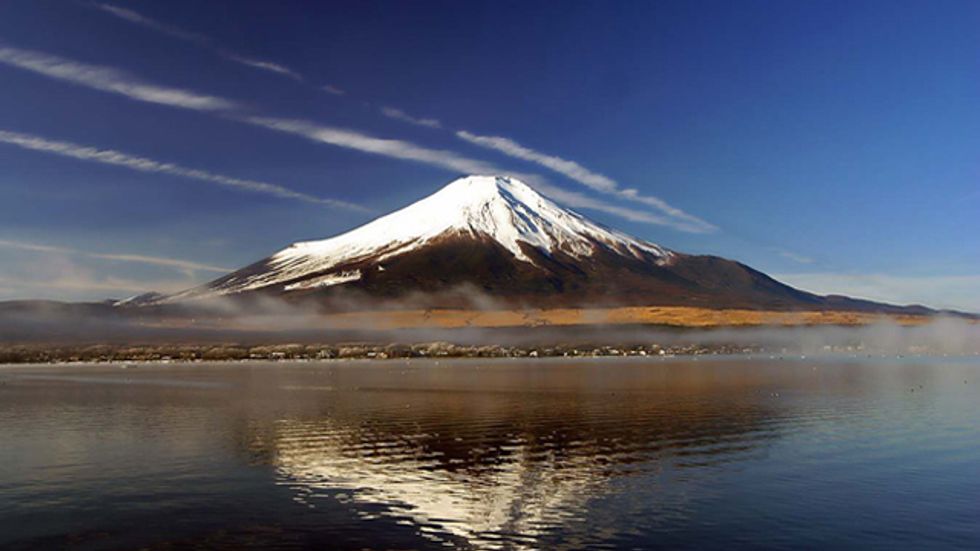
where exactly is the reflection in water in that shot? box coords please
[2,358,979,549]
[244,361,786,548]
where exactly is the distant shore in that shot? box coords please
[0,341,766,364]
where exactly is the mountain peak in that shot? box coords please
[168,175,672,300]
[276,174,669,264]
[438,174,528,195]
[418,175,549,219]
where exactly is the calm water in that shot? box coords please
[1,357,978,550]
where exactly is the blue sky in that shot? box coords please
[0,0,977,309]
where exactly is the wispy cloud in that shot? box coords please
[0,43,695,229]
[0,45,237,111]
[0,273,194,296]
[92,3,209,44]
[90,3,304,81]
[90,252,226,273]
[527,180,680,226]
[321,84,345,96]
[381,107,442,129]
[220,52,304,81]
[246,115,701,229]
[0,239,213,300]
[240,117,687,227]
[241,116,501,174]
[775,272,980,312]
[778,250,814,264]
[0,129,369,212]
[615,188,715,232]
[458,131,617,192]
[0,238,229,273]
[457,130,716,233]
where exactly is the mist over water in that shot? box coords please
[2,358,979,549]
[2,298,979,357]
[665,317,980,356]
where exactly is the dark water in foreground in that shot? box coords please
[1,357,978,550]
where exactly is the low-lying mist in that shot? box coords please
[1,290,977,357]
[664,318,980,356]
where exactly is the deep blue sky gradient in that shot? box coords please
[0,0,977,308]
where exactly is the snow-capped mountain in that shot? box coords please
[148,175,924,313]
[166,176,675,300]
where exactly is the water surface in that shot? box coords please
[1,357,978,549]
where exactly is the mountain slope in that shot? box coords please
[167,175,671,300]
[150,175,930,314]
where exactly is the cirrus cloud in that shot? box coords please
[0,44,237,111]
[0,129,369,212]
[0,42,706,231]
[381,107,442,129]
[90,3,305,81]
[0,238,229,273]
[457,130,716,233]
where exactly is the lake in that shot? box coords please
[1,357,978,549]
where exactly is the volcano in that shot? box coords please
[147,175,929,315]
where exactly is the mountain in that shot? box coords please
[145,175,931,314]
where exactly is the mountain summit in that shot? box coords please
[172,175,671,298]
[155,175,922,313]
[168,176,675,300]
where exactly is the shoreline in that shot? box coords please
[4,352,979,369]
[0,341,761,365]
[3,341,977,365]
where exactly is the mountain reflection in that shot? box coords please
[241,360,786,548]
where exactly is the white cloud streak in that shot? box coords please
[0,239,229,273]
[775,272,980,312]
[93,3,209,44]
[381,107,442,129]
[241,116,689,227]
[92,252,225,273]
[0,44,237,111]
[0,273,194,296]
[241,116,501,174]
[527,179,679,226]
[0,129,369,212]
[457,130,716,233]
[0,43,695,229]
[220,52,304,81]
[321,84,346,96]
[91,3,304,81]
[778,250,814,264]
[458,131,618,192]
[0,240,210,300]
